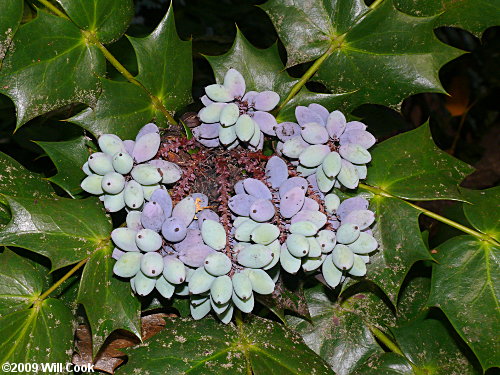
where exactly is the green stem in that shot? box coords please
[276,38,342,113]
[359,183,500,246]
[85,33,177,126]
[36,257,88,302]
[37,0,70,20]
[369,326,403,356]
[369,0,385,9]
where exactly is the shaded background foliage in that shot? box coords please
[0,0,498,374]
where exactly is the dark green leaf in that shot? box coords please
[428,236,499,370]
[431,234,496,362]
[55,0,133,43]
[0,298,74,368]
[351,352,413,375]
[359,196,433,303]
[390,314,481,374]
[462,187,500,242]
[128,5,193,114]
[0,248,49,317]
[68,78,155,139]
[35,136,90,198]
[0,151,53,200]
[396,263,432,323]
[0,196,112,270]
[394,0,500,37]
[205,29,351,120]
[262,0,463,108]
[77,244,141,355]
[0,11,104,128]
[287,283,395,375]
[118,316,334,374]
[0,0,23,64]
[366,123,473,201]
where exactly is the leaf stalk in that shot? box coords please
[35,257,89,303]
[359,183,500,246]
[276,36,343,112]
[37,0,70,20]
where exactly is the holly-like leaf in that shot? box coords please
[0,248,49,317]
[286,283,395,375]
[366,123,473,201]
[389,314,481,374]
[117,316,334,374]
[0,196,112,270]
[462,187,500,242]
[77,244,141,356]
[0,298,74,368]
[0,11,104,128]
[55,0,134,43]
[128,5,192,114]
[0,152,53,200]
[428,236,499,370]
[394,0,500,37]
[35,136,90,198]
[0,0,23,64]
[262,0,463,108]
[69,79,155,139]
[359,196,433,303]
[205,29,351,121]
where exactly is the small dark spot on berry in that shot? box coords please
[107,182,111,185]
[138,235,142,239]
[252,209,257,213]
[175,228,179,232]
[152,270,156,274]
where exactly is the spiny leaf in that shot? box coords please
[286,283,395,375]
[0,248,50,317]
[262,0,464,108]
[117,316,334,374]
[0,0,23,64]
[68,78,155,139]
[0,196,112,270]
[77,244,141,356]
[366,123,474,201]
[428,236,499,370]
[0,151,53,201]
[394,0,500,37]
[0,298,74,368]
[35,136,90,198]
[55,0,134,43]
[205,29,351,121]
[0,11,105,128]
[361,196,433,303]
[128,5,192,114]
[389,313,481,374]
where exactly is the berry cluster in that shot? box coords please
[80,68,379,323]
[193,68,280,150]
[81,124,181,212]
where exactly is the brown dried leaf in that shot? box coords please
[73,313,174,374]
